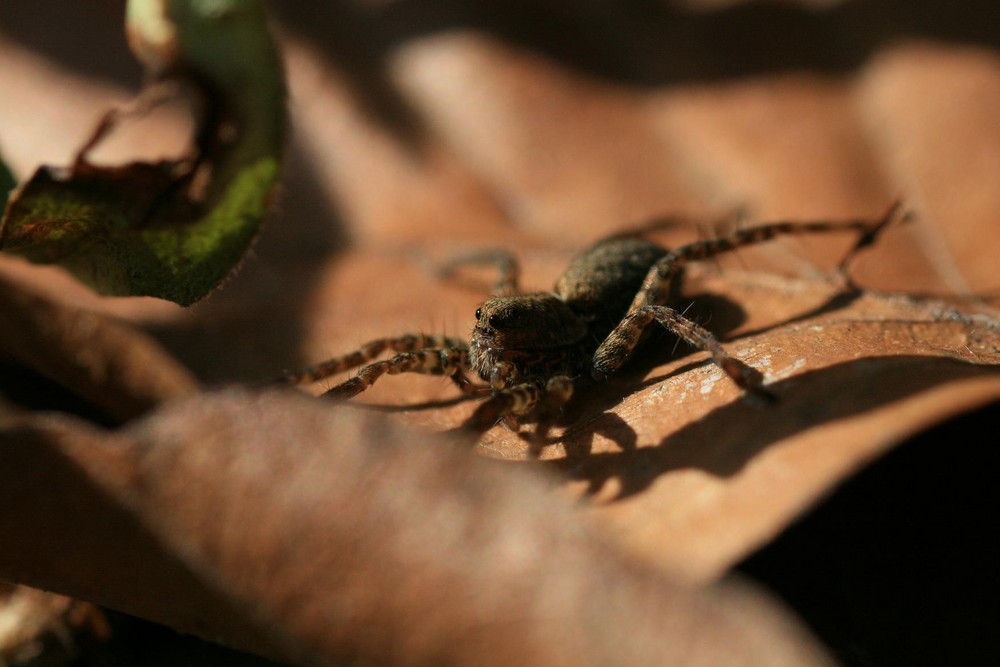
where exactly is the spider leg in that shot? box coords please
[629,201,905,310]
[591,305,773,400]
[836,201,908,276]
[449,372,492,396]
[278,334,467,386]
[323,346,472,401]
[465,375,574,432]
[438,249,521,294]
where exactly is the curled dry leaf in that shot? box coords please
[0,389,837,667]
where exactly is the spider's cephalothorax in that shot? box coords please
[469,294,589,383]
[281,204,903,431]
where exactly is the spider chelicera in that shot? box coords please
[281,203,902,431]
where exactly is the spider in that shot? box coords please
[280,203,903,431]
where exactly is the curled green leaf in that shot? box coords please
[0,0,286,305]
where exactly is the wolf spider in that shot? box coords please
[281,203,902,431]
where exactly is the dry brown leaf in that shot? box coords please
[1,391,837,666]
[2,0,1000,664]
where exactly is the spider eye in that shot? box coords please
[475,308,482,320]
[488,314,501,327]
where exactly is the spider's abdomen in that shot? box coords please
[554,237,668,336]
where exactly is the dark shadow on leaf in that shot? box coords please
[269,1,431,151]
[372,0,1000,86]
[562,411,638,460]
[736,400,1000,667]
[0,363,117,427]
[271,0,1000,153]
[26,0,989,96]
[341,393,479,413]
[27,0,987,153]
[545,356,1000,500]
[732,288,863,340]
[0,0,140,88]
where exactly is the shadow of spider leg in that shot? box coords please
[278,334,482,400]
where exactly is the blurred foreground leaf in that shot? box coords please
[0,0,285,305]
[0,390,836,667]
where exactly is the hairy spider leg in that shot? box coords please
[590,204,903,399]
[591,305,771,398]
[629,202,904,310]
[836,201,906,275]
[280,334,469,386]
[467,375,574,431]
[322,346,476,401]
[438,250,521,294]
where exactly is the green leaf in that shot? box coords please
[0,0,286,305]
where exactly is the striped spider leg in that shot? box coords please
[589,202,906,397]
[280,334,482,401]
